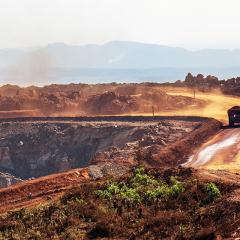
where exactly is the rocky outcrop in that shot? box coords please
[0,147,14,170]
[0,172,22,188]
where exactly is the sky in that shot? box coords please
[0,0,240,50]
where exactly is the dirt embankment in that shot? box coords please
[0,109,44,118]
[0,83,204,117]
[150,119,222,167]
[0,168,90,213]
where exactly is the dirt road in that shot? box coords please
[185,128,240,171]
[157,87,240,172]
[163,87,240,123]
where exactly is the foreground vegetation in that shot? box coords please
[0,167,239,239]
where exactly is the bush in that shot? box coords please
[107,182,120,195]
[94,189,112,199]
[132,167,158,187]
[204,183,221,202]
[119,187,141,204]
[146,176,185,201]
[169,176,185,197]
[95,168,186,206]
[146,185,171,201]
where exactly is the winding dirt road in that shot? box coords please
[185,128,240,171]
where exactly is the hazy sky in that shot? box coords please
[0,0,240,49]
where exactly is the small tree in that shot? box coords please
[185,73,196,98]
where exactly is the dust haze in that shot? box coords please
[156,87,239,124]
[2,50,53,86]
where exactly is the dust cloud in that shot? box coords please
[112,86,239,124]
[153,87,239,124]
[2,50,53,87]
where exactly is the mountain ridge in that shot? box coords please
[1,41,240,85]
[1,41,240,69]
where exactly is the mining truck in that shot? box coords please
[228,106,240,127]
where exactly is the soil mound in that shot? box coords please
[84,91,138,115]
[0,83,204,117]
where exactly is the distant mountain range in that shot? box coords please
[1,41,240,85]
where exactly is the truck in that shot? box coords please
[228,106,240,127]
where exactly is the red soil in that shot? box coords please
[0,109,44,118]
[0,168,89,213]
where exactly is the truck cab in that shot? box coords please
[228,106,240,127]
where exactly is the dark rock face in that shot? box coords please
[0,120,198,181]
[0,122,135,179]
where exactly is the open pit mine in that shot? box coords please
[0,79,239,239]
[0,116,214,186]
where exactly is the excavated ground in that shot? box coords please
[0,116,219,188]
[0,115,226,225]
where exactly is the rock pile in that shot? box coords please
[84,91,138,115]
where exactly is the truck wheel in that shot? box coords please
[229,120,235,127]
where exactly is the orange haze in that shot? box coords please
[133,87,240,124]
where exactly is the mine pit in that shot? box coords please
[0,116,206,187]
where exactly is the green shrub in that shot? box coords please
[119,187,141,204]
[146,176,185,201]
[204,182,221,201]
[170,176,185,197]
[132,168,158,187]
[95,171,186,206]
[94,189,112,199]
[107,182,120,194]
[134,167,145,175]
[146,185,171,200]
[95,180,142,205]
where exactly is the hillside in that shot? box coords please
[0,167,239,239]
